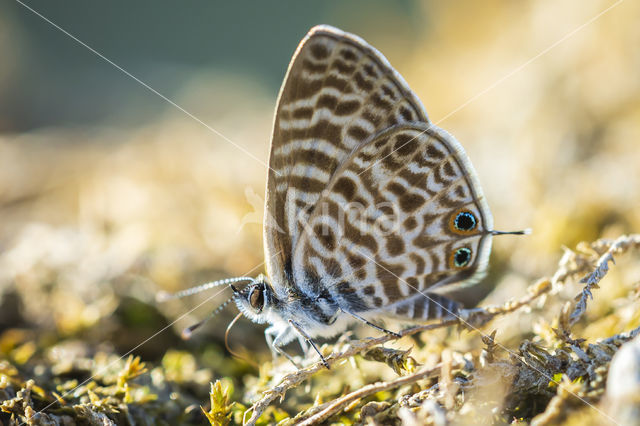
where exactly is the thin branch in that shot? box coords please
[569,234,640,326]
[468,278,552,320]
[296,363,447,425]
[599,323,640,347]
[244,234,640,425]
[245,279,555,425]
[244,320,456,425]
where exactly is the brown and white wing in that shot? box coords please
[291,123,494,321]
[264,25,429,292]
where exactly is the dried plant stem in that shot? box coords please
[245,320,456,425]
[245,281,555,425]
[296,364,446,425]
[600,323,640,346]
[569,234,640,326]
[245,233,640,425]
[472,277,553,319]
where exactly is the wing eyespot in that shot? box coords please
[450,247,472,268]
[449,209,478,234]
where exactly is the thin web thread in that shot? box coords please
[22,256,273,424]
[13,0,279,176]
[13,1,625,423]
[355,248,619,425]
[357,0,625,178]
[351,3,625,420]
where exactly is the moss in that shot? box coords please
[0,235,638,425]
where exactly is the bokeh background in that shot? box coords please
[1,0,639,423]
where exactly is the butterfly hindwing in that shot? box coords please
[291,123,494,321]
[264,25,429,295]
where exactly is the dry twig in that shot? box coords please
[244,321,455,425]
[569,234,640,326]
[296,363,448,425]
[600,323,640,347]
[245,278,555,424]
[245,235,640,424]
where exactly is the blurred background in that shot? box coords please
[0,0,639,417]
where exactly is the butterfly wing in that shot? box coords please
[291,123,494,321]
[264,25,429,294]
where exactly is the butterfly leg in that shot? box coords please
[264,326,279,359]
[270,327,303,369]
[343,309,401,338]
[297,335,310,356]
[288,319,330,370]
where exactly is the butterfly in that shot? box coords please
[160,25,526,369]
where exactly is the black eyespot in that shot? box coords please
[454,211,477,232]
[249,285,264,312]
[453,247,472,268]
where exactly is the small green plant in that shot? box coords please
[202,380,234,426]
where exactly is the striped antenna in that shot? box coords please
[181,295,237,340]
[156,277,255,303]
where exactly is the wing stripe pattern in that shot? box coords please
[292,124,493,319]
[264,25,494,325]
[264,25,429,296]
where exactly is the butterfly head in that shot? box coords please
[231,275,274,324]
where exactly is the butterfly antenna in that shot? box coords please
[156,276,254,302]
[181,294,237,340]
[491,228,532,236]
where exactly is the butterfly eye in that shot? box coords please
[451,247,472,268]
[249,285,265,312]
[451,210,477,233]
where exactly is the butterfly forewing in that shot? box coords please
[264,25,429,293]
[292,124,494,321]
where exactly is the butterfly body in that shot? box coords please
[202,25,526,367]
[233,275,361,346]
